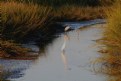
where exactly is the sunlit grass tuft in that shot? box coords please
[102,1,121,64]
[95,1,121,81]
[0,40,30,58]
[1,1,53,39]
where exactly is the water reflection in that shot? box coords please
[61,51,69,70]
[61,32,70,70]
[76,29,80,41]
[37,35,59,56]
[0,59,33,81]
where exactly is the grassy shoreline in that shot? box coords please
[0,0,113,58]
[95,1,121,81]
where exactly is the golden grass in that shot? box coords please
[0,1,54,57]
[0,0,110,57]
[0,1,107,39]
[0,39,30,58]
[95,1,121,81]
[101,1,121,62]
[1,1,52,39]
[55,5,106,21]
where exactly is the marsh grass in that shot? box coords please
[0,0,113,57]
[54,5,105,21]
[0,0,108,40]
[1,1,53,39]
[0,40,30,58]
[0,1,54,56]
[94,1,121,81]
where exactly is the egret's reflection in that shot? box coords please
[61,50,69,70]
[61,31,70,70]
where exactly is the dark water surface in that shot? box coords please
[0,21,107,81]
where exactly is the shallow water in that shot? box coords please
[59,19,106,29]
[0,22,107,81]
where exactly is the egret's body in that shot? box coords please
[64,26,71,32]
[61,26,70,51]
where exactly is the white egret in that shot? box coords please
[61,26,72,70]
[61,26,70,51]
[64,26,71,32]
